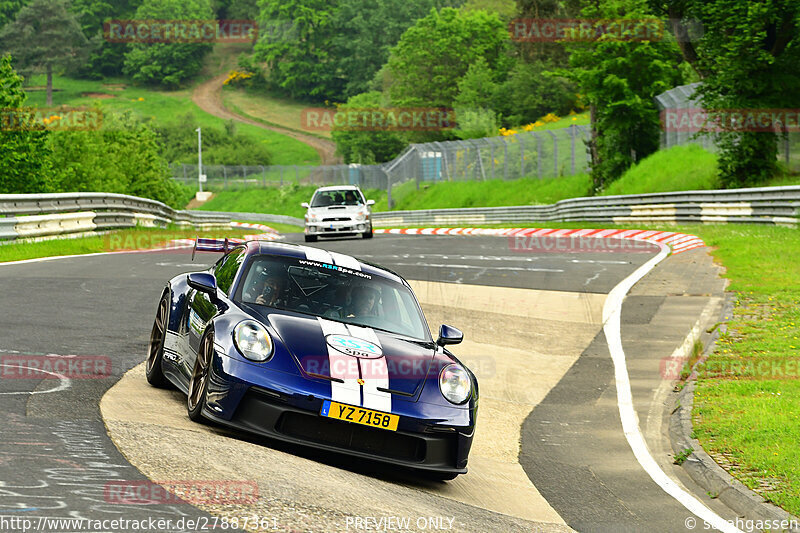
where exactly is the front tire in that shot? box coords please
[304,234,318,242]
[146,291,171,388]
[362,224,373,239]
[187,329,214,422]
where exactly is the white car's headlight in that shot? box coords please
[355,212,366,222]
[306,212,319,222]
[439,364,471,404]
[234,321,273,362]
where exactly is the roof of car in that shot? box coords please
[244,241,406,286]
[313,185,361,192]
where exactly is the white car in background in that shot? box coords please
[301,185,375,242]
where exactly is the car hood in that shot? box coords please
[255,309,436,399]
[307,205,365,215]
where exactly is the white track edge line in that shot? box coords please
[603,241,742,533]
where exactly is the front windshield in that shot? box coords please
[310,189,363,207]
[236,254,430,341]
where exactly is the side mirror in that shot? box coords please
[301,202,310,209]
[366,199,375,206]
[187,273,217,295]
[437,325,463,347]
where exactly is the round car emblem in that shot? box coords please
[325,334,383,359]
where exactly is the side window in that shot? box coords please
[214,248,245,296]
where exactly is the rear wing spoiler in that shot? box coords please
[192,237,243,261]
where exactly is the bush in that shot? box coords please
[0,54,52,193]
[152,113,272,165]
[47,110,189,208]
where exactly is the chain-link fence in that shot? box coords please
[655,83,800,171]
[171,124,592,206]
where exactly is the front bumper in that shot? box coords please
[305,220,369,236]
[204,354,474,474]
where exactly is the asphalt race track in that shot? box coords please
[0,233,739,532]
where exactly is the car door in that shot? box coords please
[184,247,246,377]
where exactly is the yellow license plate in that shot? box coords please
[321,401,399,431]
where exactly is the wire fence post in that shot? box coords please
[547,131,558,176]
[531,132,542,179]
[570,125,577,175]
[501,137,508,181]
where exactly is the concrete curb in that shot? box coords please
[669,294,800,532]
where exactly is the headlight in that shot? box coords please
[439,364,471,404]
[234,321,273,362]
[306,213,318,222]
[355,212,366,222]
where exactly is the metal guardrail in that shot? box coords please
[371,186,800,227]
[0,193,231,241]
[191,210,304,227]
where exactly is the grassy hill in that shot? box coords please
[23,74,319,167]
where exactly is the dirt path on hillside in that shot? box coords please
[192,73,339,165]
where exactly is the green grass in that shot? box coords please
[601,144,720,195]
[373,174,593,211]
[223,86,332,139]
[0,226,250,263]
[22,74,319,166]
[684,224,800,515]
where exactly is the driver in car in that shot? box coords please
[243,267,284,307]
[346,286,379,318]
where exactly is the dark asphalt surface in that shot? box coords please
[0,233,727,532]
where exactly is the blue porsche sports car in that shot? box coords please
[146,239,477,479]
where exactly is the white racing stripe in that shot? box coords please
[603,242,743,533]
[329,251,361,271]
[303,246,334,264]
[317,318,361,406]
[346,324,391,412]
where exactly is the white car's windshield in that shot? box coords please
[236,254,430,341]
[310,189,363,207]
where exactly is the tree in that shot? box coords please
[329,0,464,101]
[71,0,143,78]
[0,54,51,193]
[0,0,88,105]
[452,57,500,138]
[559,0,683,190]
[650,0,800,187]
[331,91,408,164]
[492,61,576,127]
[253,0,340,101]
[0,0,26,29]
[123,0,214,88]
[385,8,512,107]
